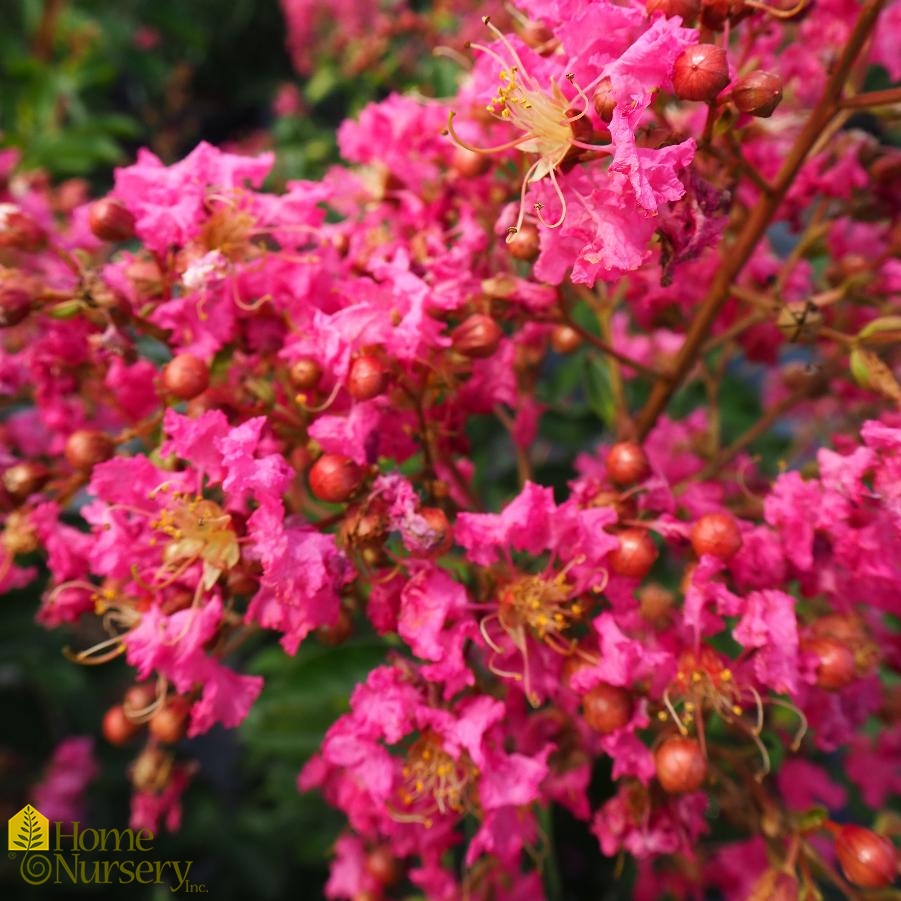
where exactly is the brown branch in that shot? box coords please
[839,86,901,109]
[560,294,665,380]
[634,0,887,440]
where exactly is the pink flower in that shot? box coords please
[733,589,800,694]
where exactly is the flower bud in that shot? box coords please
[415,506,454,556]
[64,429,115,471]
[88,198,136,242]
[672,44,730,102]
[365,846,400,886]
[647,0,700,22]
[0,285,33,327]
[690,512,743,560]
[592,78,617,123]
[655,736,707,793]
[451,314,503,359]
[605,441,651,486]
[451,146,492,178]
[123,683,158,717]
[731,70,783,117]
[2,462,50,502]
[309,454,363,503]
[347,354,390,400]
[288,357,323,391]
[803,636,856,690]
[130,746,172,793]
[582,684,633,734]
[102,705,141,746]
[835,825,898,888]
[161,353,210,400]
[0,204,46,252]
[506,223,540,262]
[148,697,191,744]
[316,607,354,646]
[609,528,658,579]
[550,324,583,354]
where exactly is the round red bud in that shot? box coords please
[655,736,708,793]
[647,0,701,21]
[451,314,503,359]
[0,205,46,252]
[732,70,783,117]
[162,353,210,400]
[803,636,856,690]
[288,357,323,391]
[347,354,390,401]
[582,683,633,734]
[102,705,140,746]
[88,198,136,242]
[148,697,191,744]
[0,286,33,328]
[609,528,658,580]
[2,462,50,501]
[451,146,492,179]
[309,454,363,503]
[550,324,583,355]
[672,44,730,102]
[506,223,540,262]
[123,683,158,717]
[365,846,400,886]
[64,429,115,471]
[605,441,651,486]
[638,583,675,624]
[592,78,617,123]
[690,512,743,560]
[835,825,898,888]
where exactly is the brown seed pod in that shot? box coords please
[316,607,354,646]
[655,735,708,793]
[309,454,363,503]
[609,528,658,580]
[731,70,783,117]
[690,512,743,560]
[451,314,503,359]
[88,198,136,242]
[835,825,898,888]
[582,683,634,733]
[605,441,651,486]
[672,44,730,102]
[161,353,210,400]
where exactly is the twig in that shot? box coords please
[634,0,887,440]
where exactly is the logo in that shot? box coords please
[9,806,49,852]
[7,805,204,892]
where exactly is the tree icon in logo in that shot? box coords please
[8,805,49,852]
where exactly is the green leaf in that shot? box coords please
[583,355,616,428]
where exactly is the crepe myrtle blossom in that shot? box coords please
[455,481,619,704]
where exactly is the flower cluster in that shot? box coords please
[1,0,899,897]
